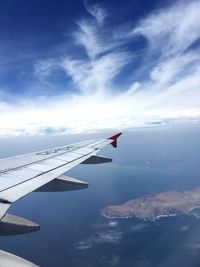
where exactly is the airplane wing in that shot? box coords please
[0,133,122,228]
[0,133,122,266]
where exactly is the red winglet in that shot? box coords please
[107,133,122,148]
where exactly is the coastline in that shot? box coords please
[100,209,132,220]
[102,209,178,221]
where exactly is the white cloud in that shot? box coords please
[179,225,189,232]
[73,19,101,59]
[133,1,200,55]
[74,230,123,250]
[84,2,106,24]
[130,223,146,231]
[188,242,200,255]
[150,51,200,85]
[34,59,58,77]
[61,50,131,94]
[109,221,118,228]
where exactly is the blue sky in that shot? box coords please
[0,0,200,136]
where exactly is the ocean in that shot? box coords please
[0,125,200,266]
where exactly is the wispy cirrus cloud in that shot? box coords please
[84,1,106,24]
[0,0,200,136]
[132,1,200,55]
[61,51,131,94]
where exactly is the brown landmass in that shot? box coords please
[102,188,200,220]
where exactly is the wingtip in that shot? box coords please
[107,133,122,140]
[107,133,122,148]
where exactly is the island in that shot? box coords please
[102,188,200,221]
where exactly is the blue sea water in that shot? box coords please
[0,125,200,267]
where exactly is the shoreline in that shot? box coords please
[102,209,178,221]
[100,209,132,220]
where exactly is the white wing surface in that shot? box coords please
[0,133,121,220]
